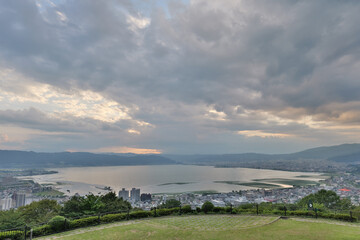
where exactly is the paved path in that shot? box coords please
[37,221,141,239]
[290,217,360,227]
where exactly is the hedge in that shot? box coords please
[213,207,225,213]
[100,213,127,223]
[69,216,99,229]
[32,224,53,237]
[129,210,152,219]
[181,205,192,214]
[318,212,356,222]
[156,208,178,217]
[0,230,23,240]
[288,210,314,217]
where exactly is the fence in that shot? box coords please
[0,206,358,240]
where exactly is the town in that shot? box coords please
[1,170,359,211]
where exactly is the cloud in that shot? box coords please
[237,130,292,138]
[0,0,360,153]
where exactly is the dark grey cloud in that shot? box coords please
[1,0,360,153]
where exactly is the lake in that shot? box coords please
[24,165,324,195]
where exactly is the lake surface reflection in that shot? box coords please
[27,165,323,195]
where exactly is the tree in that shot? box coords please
[100,192,131,213]
[201,201,214,213]
[62,192,131,217]
[62,195,84,218]
[160,199,181,209]
[18,199,61,225]
[0,209,24,230]
[48,216,69,231]
[338,198,352,210]
[298,190,344,209]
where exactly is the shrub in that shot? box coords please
[32,224,52,237]
[0,230,23,240]
[48,216,68,232]
[225,206,233,213]
[101,213,127,223]
[129,211,152,219]
[157,208,178,217]
[318,212,335,219]
[201,201,214,213]
[271,209,283,215]
[236,208,256,214]
[238,203,254,210]
[288,210,314,217]
[333,214,356,222]
[69,216,99,229]
[181,205,192,214]
[213,207,224,213]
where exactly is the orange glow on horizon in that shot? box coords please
[93,146,162,154]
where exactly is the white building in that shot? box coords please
[211,199,226,207]
[118,188,129,201]
[0,198,13,211]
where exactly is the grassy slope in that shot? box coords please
[38,215,360,240]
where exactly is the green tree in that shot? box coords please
[201,201,214,213]
[160,199,181,209]
[18,199,60,225]
[298,190,343,209]
[48,215,68,231]
[100,192,131,213]
[338,198,352,210]
[62,195,84,218]
[0,209,25,230]
[62,192,131,217]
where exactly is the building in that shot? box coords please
[118,188,129,201]
[130,188,140,202]
[0,198,13,211]
[140,193,152,202]
[13,193,26,208]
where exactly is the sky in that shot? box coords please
[0,0,360,154]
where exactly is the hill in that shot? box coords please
[1,143,359,170]
[167,143,360,164]
[0,150,175,168]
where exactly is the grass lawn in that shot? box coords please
[38,215,360,240]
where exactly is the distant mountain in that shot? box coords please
[1,143,359,169]
[0,150,175,168]
[290,143,360,160]
[166,143,360,164]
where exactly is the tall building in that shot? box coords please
[130,188,140,202]
[118,188,129,201]
[0,198,13,211]
[13,193,26,208]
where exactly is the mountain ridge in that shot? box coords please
[0,150,175,168]
[0,143,359,169]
